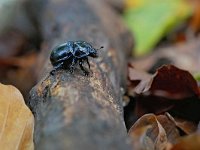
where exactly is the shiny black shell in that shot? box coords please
[50,42,73,67]
[50,41,98,69]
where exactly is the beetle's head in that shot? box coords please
[89,46,103,58]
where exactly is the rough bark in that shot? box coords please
[29,0,133,149]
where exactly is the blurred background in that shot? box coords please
[124,0,200,76]
[0,0,200,97]
[1,1,200,149]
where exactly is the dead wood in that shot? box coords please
[29,0,133,149]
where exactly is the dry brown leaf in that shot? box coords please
[128,65,200,120]
[150,65,200,99]
[128,64,152,95]
[128,114,173,150]
[0,83,34,150]
[156,114,180,144]
[129,125,155,150]
[166,113,197,135]
[128,65,200,98]
[171,133,200,150]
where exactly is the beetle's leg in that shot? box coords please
[50,62,63,75]
[50,69,56,75]
[75,53,89,58]
[79,59,89,76]
[69,58,77,73]
[86,58,90,69]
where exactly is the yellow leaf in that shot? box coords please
[0,83,34,150]
[125,0,146,9]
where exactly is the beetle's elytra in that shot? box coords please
[50,41,103,75]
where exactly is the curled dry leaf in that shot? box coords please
[0,83,34,150]
[150,65,200,98]
[156,114,180,144]
[128,64,200,98]
[171,133,200,150]
[128,114,179,150]
[128,65,200,121]
[166,113,197,135]
[128,65,152,95]
[129,125,155,150]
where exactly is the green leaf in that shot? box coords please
[194,73,200,82]
[123,0,192,56]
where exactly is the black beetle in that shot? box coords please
[50,41,103,75]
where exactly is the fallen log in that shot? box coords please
[29,0,133,149]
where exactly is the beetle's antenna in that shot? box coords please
[97,46,104,50]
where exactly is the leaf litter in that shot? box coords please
[126,64,200,150]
